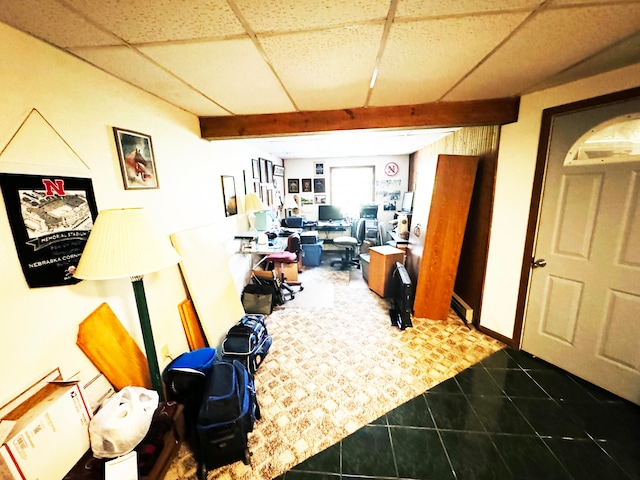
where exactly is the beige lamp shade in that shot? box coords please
[283,194,299,210]
[74,208,181,280]
[244,193,266,213]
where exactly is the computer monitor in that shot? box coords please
[400,191,414,212]
[360,204,378,219]
[318,204,343,221]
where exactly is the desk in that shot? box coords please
[316,220,349,231]
[313,221,350,247]
[389,231,409,248]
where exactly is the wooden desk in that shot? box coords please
[368,245,405,297]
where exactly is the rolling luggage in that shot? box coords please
[162,347,216,436]
[196,360,260,477]
[221,314,272,374]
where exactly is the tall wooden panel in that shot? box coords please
[407,155,479,320]
[409,126,500,323]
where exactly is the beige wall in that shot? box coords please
[0,23,277,406]
[481,62,640,341]
[2,18,640,406]
[284,154,410,225]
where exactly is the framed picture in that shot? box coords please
[221,175,237,217]
[315,162,325,176]
[113,127,159,189]
[266,159,273,184]
[273,165,285,177]
[0,173,99,288]
[302,178,312,192]
[252,158,260,179]
[315,194,327,204]
[314,177,326,193]
[288,178,299,193]
[259,158,268,183]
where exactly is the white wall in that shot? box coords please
[0,23,278,406]
[284,154,410,224]
[481,63,640,341]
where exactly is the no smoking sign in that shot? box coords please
[384,162,399,176]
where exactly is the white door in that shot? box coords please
[522,108,640,405]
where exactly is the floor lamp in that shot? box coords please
[73,208,181,401]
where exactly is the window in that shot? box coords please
[564,113,640,166]
[330,166,375,218]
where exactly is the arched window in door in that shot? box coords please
[564,113,640,166]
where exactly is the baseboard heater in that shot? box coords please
[451,292,473,328]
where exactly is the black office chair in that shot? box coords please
[331,218,366,270]
[265,233,304,300]
[282,216,304,228]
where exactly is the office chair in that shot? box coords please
[282,216,304,228]
[331,218,366,270]
[265,233,304,300]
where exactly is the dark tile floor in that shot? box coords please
[276,347,640,480]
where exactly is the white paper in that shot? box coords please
[105,451,138,480]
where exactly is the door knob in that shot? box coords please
[532,258,547,268]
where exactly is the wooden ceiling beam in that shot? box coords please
[199,97,520,139]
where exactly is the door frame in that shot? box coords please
[512,85,640,348]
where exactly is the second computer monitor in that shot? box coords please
[318,204,343,222]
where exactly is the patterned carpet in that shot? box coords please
[165,265,505,479]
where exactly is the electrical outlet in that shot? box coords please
[161,344,171,359]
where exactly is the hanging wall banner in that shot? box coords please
[0,173,98,288]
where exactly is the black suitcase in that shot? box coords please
[221,315,272,374]
[196,360,261,477]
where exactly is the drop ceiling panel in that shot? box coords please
[139,39,295,114]
[446,4,640,101]
[395,0,543,18]
[0,0,122,48]
[68,46,230,116]
[65,0,245,44]
[525,30,640,93]
[235,0,389,33]
[370,13,529,106]
[259,25,383,110]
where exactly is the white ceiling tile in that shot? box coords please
[65,0,245,44]
[234,0,390,33]
[138,39,295,114]
[259,25,383,110]
[524,30,640,92]
[241,128,457,159]
[445,3,640,101]
[396,0,543,18]
[69,46,230,116]
[0,0,122,48]
[370,12,530,106]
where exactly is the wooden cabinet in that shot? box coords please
[406,154,479,320]
[368,246,405,297]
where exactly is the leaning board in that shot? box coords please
[77,302,151,390]
[171,224,245,348]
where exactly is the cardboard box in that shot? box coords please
[0,383,92,480]
[63,403,185,480]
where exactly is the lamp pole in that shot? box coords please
[131,276,164,401]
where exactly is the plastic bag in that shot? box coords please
[89,385,159,459]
